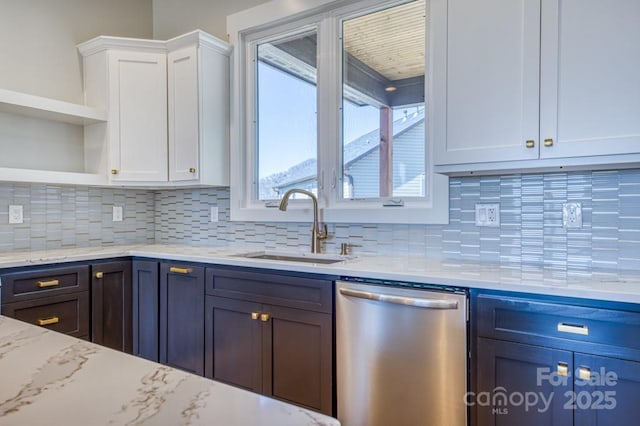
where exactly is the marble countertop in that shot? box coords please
[1,244,640,304]
[0,315,338,426]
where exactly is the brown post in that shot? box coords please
[379,107,393,197]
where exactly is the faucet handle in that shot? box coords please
[317,224,328,240]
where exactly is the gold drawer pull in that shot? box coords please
[169,266,192,274]
[251,312,260,320]
[37,317,60,326]
[544,138,554,147]
[557,362,569,377]
[525,139,535,148]
[111,169,118,175]
[260,313,270,322]
[95,272,104,279]
[37,279,60,288]
[578,367,591,381]
[557,322,589,336]
[189,167,196,173]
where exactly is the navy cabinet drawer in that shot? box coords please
[1,265,90,303]
[1,292,90,338]
[206,269,332,314]
[476,294,640,360]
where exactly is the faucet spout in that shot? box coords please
[279,189,327,254]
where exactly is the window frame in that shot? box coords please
[228,0,449,224]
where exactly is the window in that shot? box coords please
[228,0,448,224]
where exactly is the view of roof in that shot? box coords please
[260,108,425,195]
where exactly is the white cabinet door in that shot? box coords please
[108,51,168,182]
[540,0,640,159]
[168,46,200,182]
[434,0,541,166]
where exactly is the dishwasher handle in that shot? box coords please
[339,287,459,310]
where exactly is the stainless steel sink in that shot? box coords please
[234,251,346,264]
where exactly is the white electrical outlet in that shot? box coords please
[210,206,219,223]
[563,202,582,228]
[112,206,123,222]
[9,205,23,224]
[475,204,500,227]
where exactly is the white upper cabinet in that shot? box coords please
[78,30,231,186]
[433,0,541,165]
[108,50,168,182]
[167,32,231,185]
[433,0,640,173]
[539,0,640,159]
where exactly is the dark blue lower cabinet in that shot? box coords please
[573,354,640,426]
[476,338,573,426]
[476,338,640,426]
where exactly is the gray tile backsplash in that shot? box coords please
[154,169,640,271]
[2,169,640,272]
[0,183,155,251]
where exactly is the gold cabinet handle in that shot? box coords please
[578,367,591,381]
[37,279,59,288]
[37,316,60,326]
[251,312,260,320]
[169,266,192,274]
[189,167,196,173]
[525,140,535,148]
[95,272,104,279]
[544,138,554,147]
[557,362,569,377]
[111,169,118,175]
[260,313,270,322]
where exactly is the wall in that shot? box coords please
[152,0,269,41]
[0,183,155,252]
[154,169,640,272]
[0,0,153,103]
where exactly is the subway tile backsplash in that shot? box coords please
[2,169,640,272]
[0,183,155,251]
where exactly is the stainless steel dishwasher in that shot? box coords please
[336,279,468,426]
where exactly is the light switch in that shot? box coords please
[210,206,219,223]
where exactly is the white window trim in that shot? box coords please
[227,0,449,225]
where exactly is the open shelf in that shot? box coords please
[0,88,107,125]
[0,167,108,186]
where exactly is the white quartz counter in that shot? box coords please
[1,244,640,304]
[0,315,338,426]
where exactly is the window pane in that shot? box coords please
[256,31,318,200]
[342,0,426,199]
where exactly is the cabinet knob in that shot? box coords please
[37,316,60,326]
[578,367,591,381]
[95,272,104,279]
[525,140,535,148]
[169,266,191,274]
[189,167,196,173]
[251,312,260,320]
[260,313,270,322]
[37,279,59,288]
[557,362,569,377]
[544,138,554,147]
[111,169,119,175]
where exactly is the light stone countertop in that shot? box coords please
[0,315,338,426]
[1,244,640,304]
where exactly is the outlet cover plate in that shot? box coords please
[9,205,23,224]
[210,206,219,223]
[563,202,582,228]
[475,203,500,227]
[112,206,123,222]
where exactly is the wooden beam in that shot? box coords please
[379,107,393,197]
